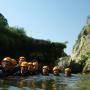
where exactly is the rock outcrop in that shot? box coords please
[70,17,90,73]
[58,17,90,73]
[57,56,71,71]
[83,58,90,73]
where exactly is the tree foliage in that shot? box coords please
[0,13,8,29]
[0,13,67,66]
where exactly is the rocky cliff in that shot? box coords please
[70,17,90,73]
[58,17,90,73]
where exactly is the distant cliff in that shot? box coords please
[71,17,90,73]
[57,17,90,73]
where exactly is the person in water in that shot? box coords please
[0,57,18,76]
[28,62,33,75]
[18,56,26,65]
[14,61,29,76]
[42,66,49,75]
[53,66,60,76]
[32,61,39,75]
[64,68,71,77]
[15,56,27,72]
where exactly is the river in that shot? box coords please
[0,73,90,90]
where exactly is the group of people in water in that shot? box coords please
[0,56,72,77]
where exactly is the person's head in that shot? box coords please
[20,61,28,73]
[11,59,17,66]
[2,57,13,71]
[28,62,33,71]
[42,66,49,75]
[53,66,60,76]
[18,56,26,65]
[64,68,71,77]
[33,61,38,71]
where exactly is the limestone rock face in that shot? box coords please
[83,58,90,73]
[71,18,90,73]
[57,18,90,73]
[57,56,71,71]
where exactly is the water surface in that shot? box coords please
[0,74,90,90]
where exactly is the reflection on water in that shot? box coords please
[0,74,90,90]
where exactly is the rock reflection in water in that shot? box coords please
[75,74,90,90]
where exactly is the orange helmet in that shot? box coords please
[11,59,17,65]
[2,57,12,62]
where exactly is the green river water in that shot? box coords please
[0,74,90,90]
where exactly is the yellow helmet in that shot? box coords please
[19,56,26,60]
[20,62,28,67]
[33,61,38,65]
[53,66,60,71]
[65,68,71,72]
[3,57,12,62]
[43,66,49,70]
[28,62,33,65]
[11,59,17,65]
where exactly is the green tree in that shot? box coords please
[0,13,8,29]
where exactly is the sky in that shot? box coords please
[0,0,90,55]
